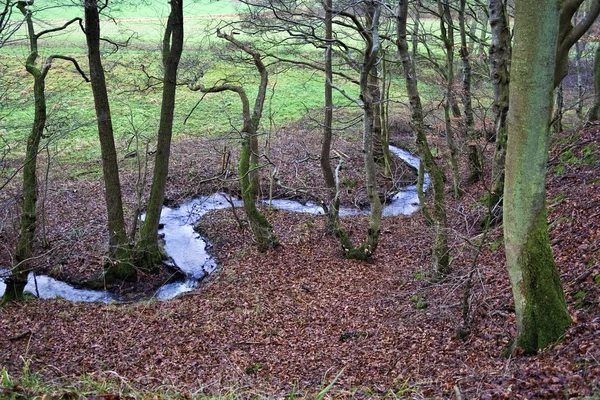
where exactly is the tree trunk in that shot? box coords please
[137,0,184,269]
[380,57,392,178]
[460,0,482,185]
[411,1,421,59]
[398,0,449,277]
[488,0,511,207]
[3,4,47,304]
[574,10,584,119]
[340,0,382,261]
[369,68,384,163]
[438,0,462,198]
[553,83,564,133]
[555,0,600,87]
[191,29,279,252]
[504,0,571,354]
[84,0,134,281]
[321,0,340,233]
[3,69,45,305]
[590,45,600,121]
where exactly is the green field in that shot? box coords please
[0,1,455,167]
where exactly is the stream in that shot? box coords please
[0,146,428,302]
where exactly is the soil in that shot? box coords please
[0,120,599,398]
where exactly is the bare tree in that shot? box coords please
[397,0,450,277]
[189,28,279,251]
[83,0,135,281]
[2,1,88,304]
[137,0,184,269]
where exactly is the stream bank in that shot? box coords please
[0,146,427,302]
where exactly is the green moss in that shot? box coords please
[594,274,600,285]
[245,362,263,375]
[573,290,587,300]
[515,211,571,354]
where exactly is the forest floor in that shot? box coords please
[0,120,599,399]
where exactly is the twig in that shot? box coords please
[9,330,32,341]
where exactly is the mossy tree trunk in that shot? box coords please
[137,0,184,269]
[488,0,511,207]
[340,0,382,261]
[504,0,571,354]
[190,29,278,252]
[3,3,87,304]
[397,0,449,277]
[84,0,134,282]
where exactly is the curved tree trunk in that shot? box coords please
[3,4,83,303]
[137,0,184,269]
[398,0,449,277]
[504,0,571,354]
[190,29,278,252]
[84,0,134,281]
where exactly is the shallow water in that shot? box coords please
[0,269,116,303]
[0,147,427,302]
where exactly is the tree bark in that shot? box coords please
[340,0,382,261]
[3,3,80,303]
[398,0,449,277]
[137,0,184,268]
[84,0,134,281]
[437,0,462,198]
[504,0,571,354]
[189,29,278,252]
[590,45,600,121]
[459,0,482,185]
[488,0,511,206]
[321,0,340,233]
[555,0,600,87]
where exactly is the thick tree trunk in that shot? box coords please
[590,45,600,121]
[84,0,134,281]
[488,0,511,206]
[504,0,571,354]
[398,0,449,277]
[239,135,278,251]
[138,0,184,269]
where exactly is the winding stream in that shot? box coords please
[0,146,428,302]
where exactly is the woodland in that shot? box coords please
[0,0,600,398]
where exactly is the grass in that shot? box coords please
[1,364,370,400]
[1,1,458,168]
